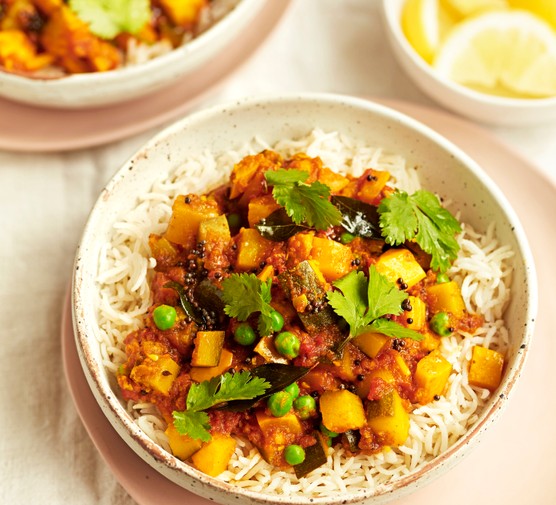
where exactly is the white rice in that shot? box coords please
[95,129,513,498]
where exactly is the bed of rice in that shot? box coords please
[95,129,513,498]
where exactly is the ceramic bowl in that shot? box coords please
[381,0,556,126]
[72,93,537,505]
[0,0,263,109]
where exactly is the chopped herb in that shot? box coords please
[221,273,275,336]
[378,189,461,273]
[327,266,423,353]
[69,0,151,39]
[264,169,342,231]
[173,371,271,441]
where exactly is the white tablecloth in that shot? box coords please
[1,1,555,504]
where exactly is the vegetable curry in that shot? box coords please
[116,150,506,478]
[0,0,211,75]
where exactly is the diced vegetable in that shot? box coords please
[254,335,289,364]
[374,248,426,289]
[405,295,426,331]
[198,214,231,246]
[355,368,395,399]
[189,348,233,383]
[320,390,366,433]
[394,353,411,377]
[165,423,202,460]
[159,0,207,26]
[293,432,328,478]
[353,331,390,358]
[357,169,391,203]
[130,355,180,395]
[310,236,354,281]
[165,195,220,249]
[235,228,274,270]
[426,281,466,318]
[414,349,453,404]
[191,331,225,367]
[248,194,281,227]
[191,433,236,477]
[366,389,410,446]
[255,410,303,464]
[317,167,350,193]
[287,232,315,263]
[0,30,53,72]
[468,346,504,391]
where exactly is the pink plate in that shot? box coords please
[62,99,556,505]
[0,0,291,153]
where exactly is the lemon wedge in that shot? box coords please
[402,0,440,63]
[433,11,556,98]
[508,0,556,30]
[441,0,508,19]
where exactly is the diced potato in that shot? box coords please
[366,389,410,446]
[255,411,303,465]
[235,228,274,270]
[336,344,358,381]
[0,30,53,72]
[310,237,354,281]
[394,353,411,377]
[149,234,179,265]
[357,169,391,203]
[191,433,236,477]
[353,331,390,359]
[287,232,315,263]
[191,331,225,367]
[198,214,231,245]
[248,194,281,227]
[374,248,426,289]
[130,355,180,395]
[165,195,220,249]
[426,281,466,318]
[405,295,426,331]
[159,0,207,26]
[419,330,441,352]
[468,346,504,391]
[414,349,453,404]
[230,151,282,200]
[317,167,350,193]
[165,423,202,460]
[320,390,366,433]
[257,264,275,282]
[189,348,233,383]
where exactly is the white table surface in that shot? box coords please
[1,1,555,504]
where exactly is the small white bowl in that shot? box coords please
[0,0,262,109]
[381,0,556,126]
[73,93,536,504]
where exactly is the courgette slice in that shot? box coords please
[293,433,328,478]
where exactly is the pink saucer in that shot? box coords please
[62,100,556,505]
[0,0,291,153]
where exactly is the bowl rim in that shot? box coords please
[380,0,556,109]
[0,0,258,87]
[72,92,538,504]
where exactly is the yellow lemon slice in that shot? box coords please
[402,0,440,63]
[441,0,508,19]
[433,11,556,98]
[508,0,556,30]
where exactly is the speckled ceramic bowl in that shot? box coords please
[0,0,263,109]
[381,0,556,126]
[72,93,537,505]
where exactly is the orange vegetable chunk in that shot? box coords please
[468,346,504,391]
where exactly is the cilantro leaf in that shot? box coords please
[327,267,421,353]
[264,169,342,231]
[174,371,271,441]
[69,0,151,39]
[370,318,423,341]
[221,273,275,336]
[378,189,461,273]
[172,411,211,443]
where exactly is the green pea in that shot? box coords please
[284,382,300,399]
[268,391,294,417]
[339,232,355,244]
[436,273,450,284]
[269,310,285,332]
[284,444,306,466]
[153,304,177,330]
[234,323,256,346]
[293,395,317,420]
[274,331,300,359]
[430,312,453,336]
[319,423,339,439]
